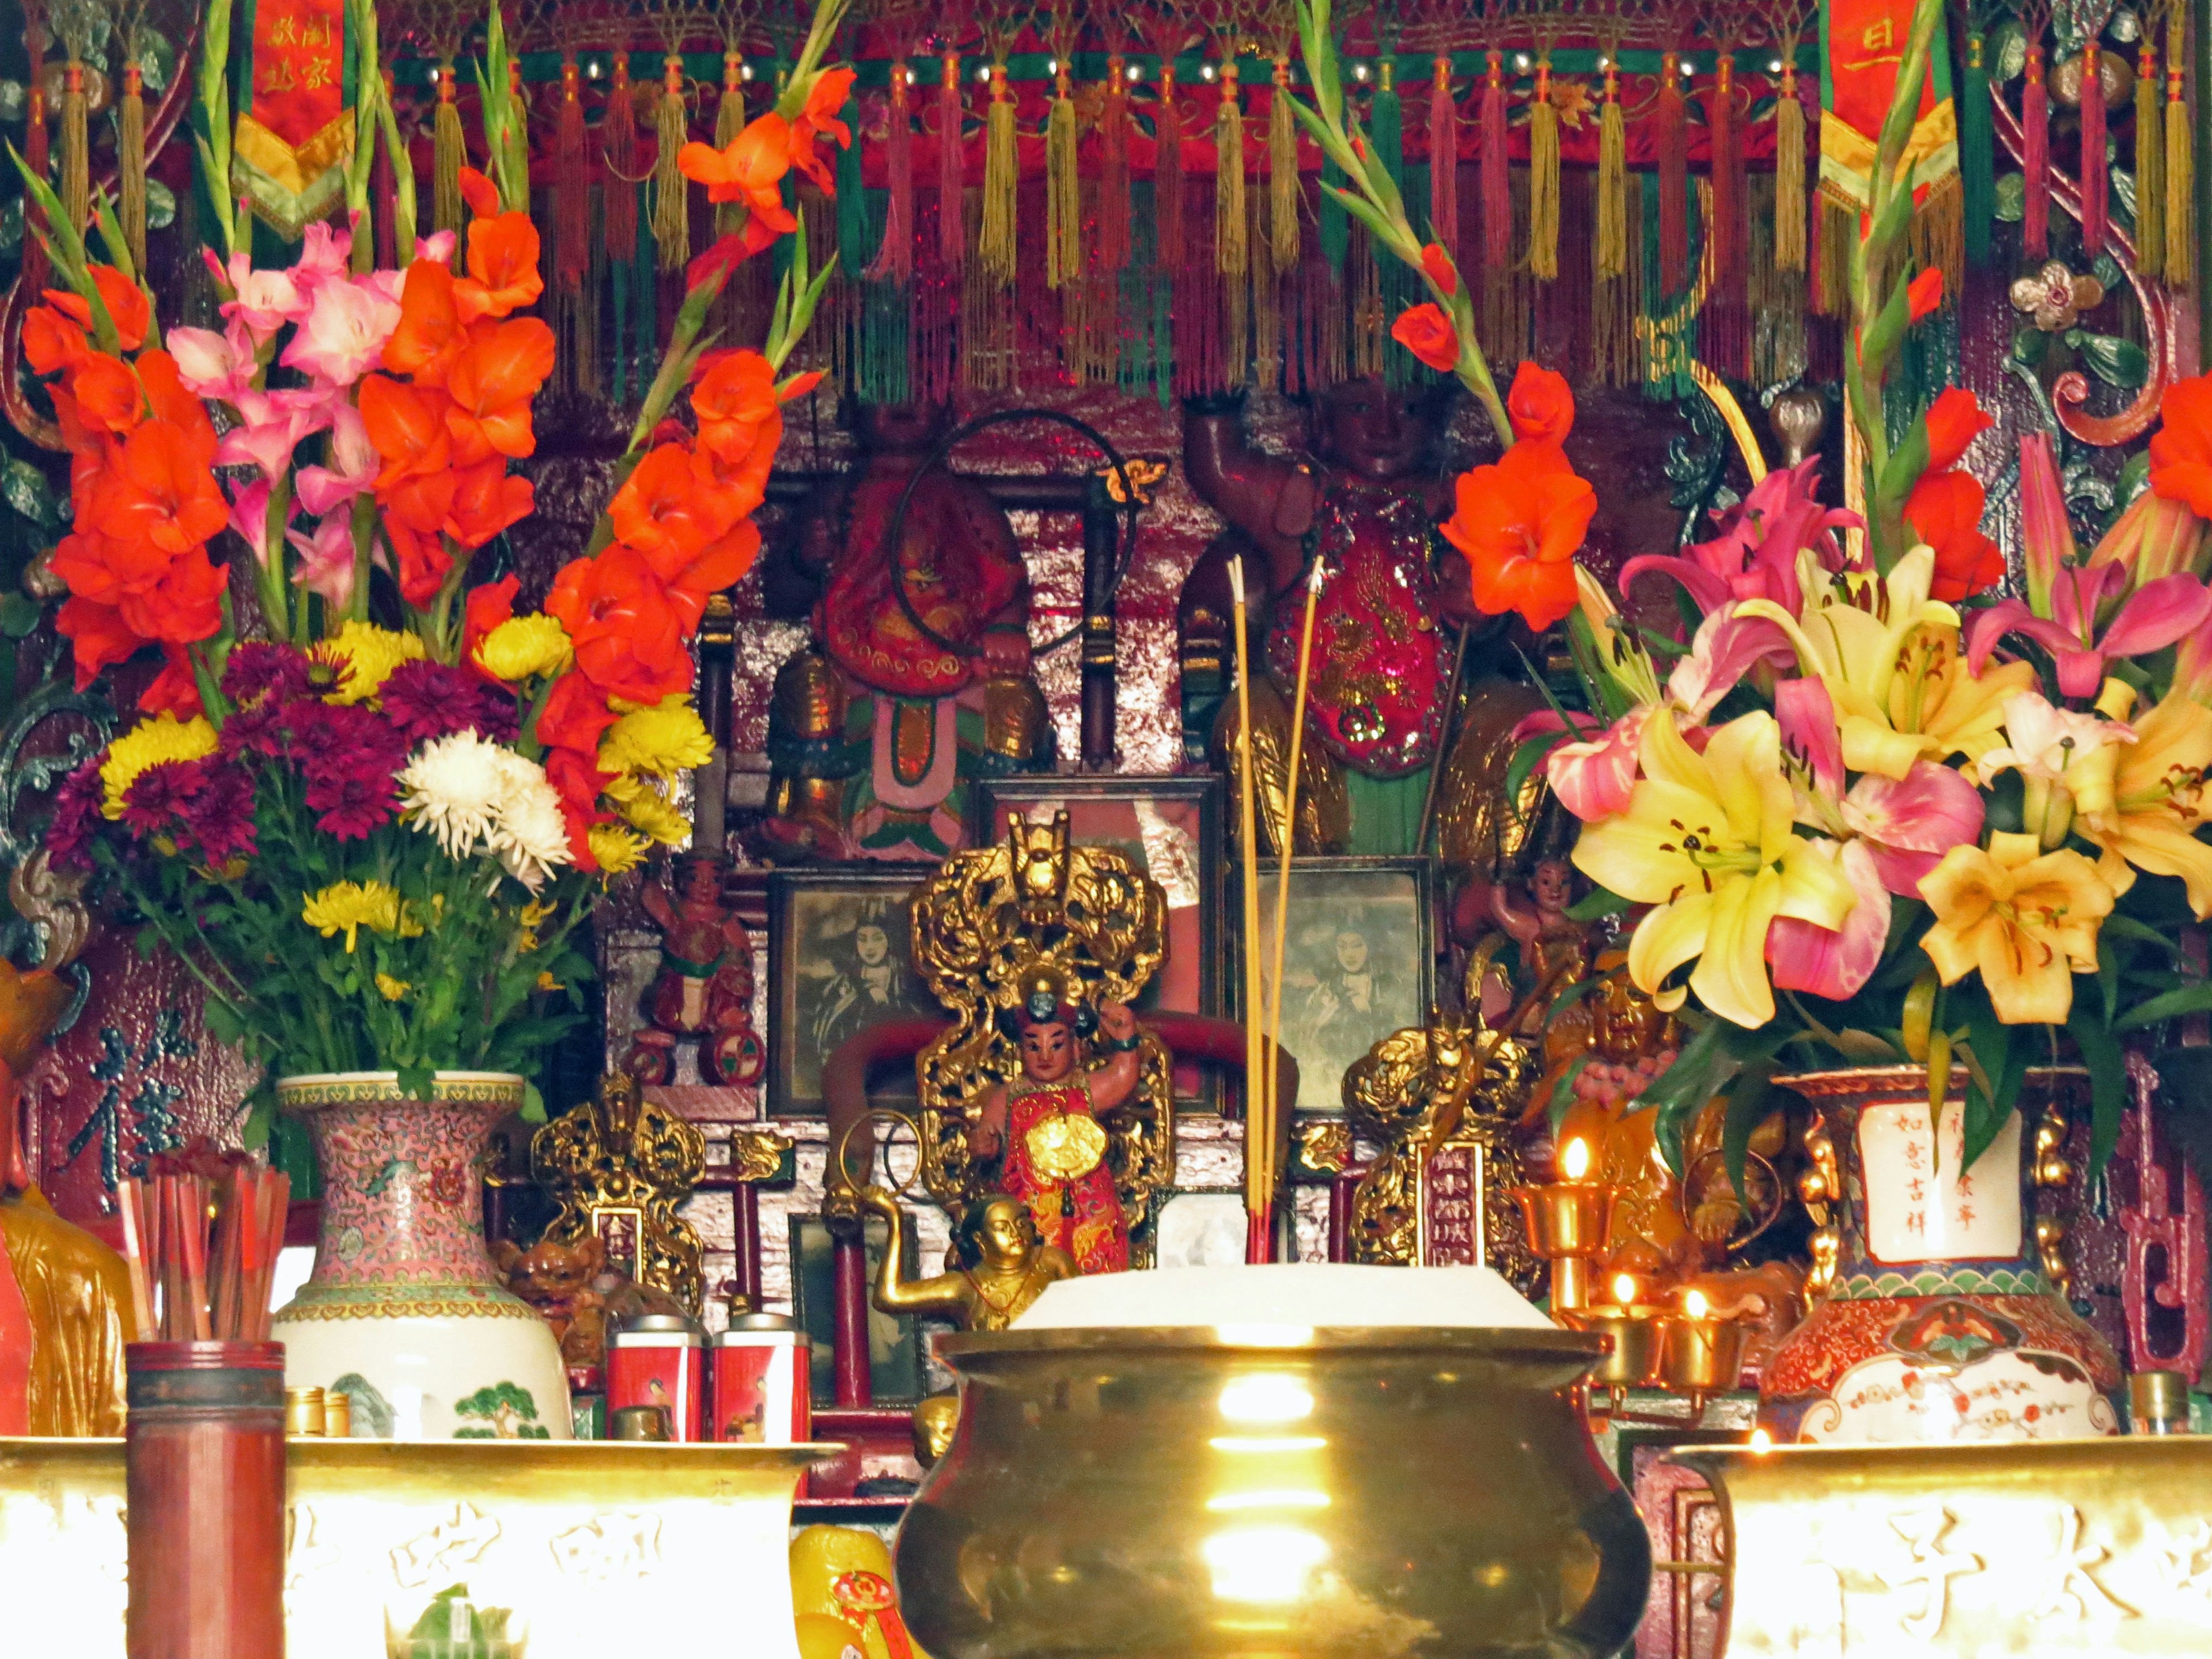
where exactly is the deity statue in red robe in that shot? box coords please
[765,402,1054,861]
[968,981,1142,1276]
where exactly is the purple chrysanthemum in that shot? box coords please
[120,759,210,839]
[220,642,316,709]
[179,761,259,866]
[305,769,399,839]
[46,756,107,870]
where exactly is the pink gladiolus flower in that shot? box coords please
[228,477,276,567]
[166,319,259,404]
[1618,458,1860,618]
[203,248,311,342]
[1768,838,1890,1001]
[281,276,403,388]
[287,513,358,612]
[1968,563,2212,699]
[294,402,379,517]
[218,387,335,480]
[293,221,351,293]
[2018,431,2075,620]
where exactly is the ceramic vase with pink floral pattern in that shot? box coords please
[1760,1067,2122,1444]
[269,1071,570,1440]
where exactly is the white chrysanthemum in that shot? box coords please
[397,730,507,859]
[487,749,575,893]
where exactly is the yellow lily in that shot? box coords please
[1572,707,1858,1028]
[2067,690,2212,916]
[1738,547,2031,778]
[1919,831,2115,1025]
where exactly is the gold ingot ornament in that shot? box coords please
[1021,1111,1107,1184]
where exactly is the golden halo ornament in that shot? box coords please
[1023,1110,1108,1183]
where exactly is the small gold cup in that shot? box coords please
[1656,1305,1749,1412]
[1510,1141,1622,1315]
[283,1385,327,1437]
[1562,1305,1668,1411]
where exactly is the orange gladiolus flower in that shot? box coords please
[359,375,456,493]
[1907,267,1945,323]
[539,673,620,756]
[133,351,219,464]
[121,545,228,644]
[1439,441,1597,631]
[786,67,857,192]
[609,443,745,571]
[545,547,698,705]
[1922,387,1992,473]
[693,412,779,521]
[382,258,467,388]
[463,573,521,672]
[22,304,90,377]
[138,647,204,718]
[444,317,555,465]
[457,165,502,219]
[1419,243,1458,296]
[1906,469,2005,603]
[454,211,546,324]
[687,217,785,290]
[668,518,763,608]
[678,119,801,224]
[692,349,779,431]
[56,593,147,688]
[86,421,229,556]
[387,518,455,608]
[47,387,114,495]
[45,266,152,351]
[70,353,147,439]
[1506,361,1575,445]
[1391,302,1459,373]
[444,458,535,550]
[2150,374,2212,520]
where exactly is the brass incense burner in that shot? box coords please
[895,1325,1650,1659]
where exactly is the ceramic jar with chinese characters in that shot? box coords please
[1761,1067,2121,1444]
[269,1071,571,1441]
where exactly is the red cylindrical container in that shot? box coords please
[711,1312,812,1444]
[607,1314,706,1442]
[126,1340,286,1659]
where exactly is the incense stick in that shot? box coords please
[1229,557,1271,1251]
[1262,558,1324,1229]
[115,1165,291,1344]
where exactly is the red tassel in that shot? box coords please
[2078,42,2106,255]
[557,52,589,289]
[1706,56,1745,370]
[2024,44,2050,259]
[1103,56,1131,272]
[603,52,639,257]
[1657,52,1688,296]
[1429,56,1458,261]
[21,14,46,293]
[938,52,964,272]
[1158,65,1187,271]
[873,63,914,282]
[1481,48,1509,274]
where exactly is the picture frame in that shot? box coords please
[787,1214,925,1404]
[975,775,1223,1109]
[766,866,942,1120]
[1229,857,1437,1115]
[1152,1189,1253,1271]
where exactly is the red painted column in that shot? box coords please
[831,1226,872,1407]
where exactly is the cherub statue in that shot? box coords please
[858,1186,1077,1333]
[968,969,1143,1275]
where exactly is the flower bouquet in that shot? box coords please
[25,0,851,1104]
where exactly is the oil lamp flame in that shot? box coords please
[1560,1138,1590,1181]
[1611,1274,1637,1308]
[1682,1289,1710,1320]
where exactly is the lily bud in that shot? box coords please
[2087,487,2209,623]
[2173,612,2212,707]
[2018,431,2075,620]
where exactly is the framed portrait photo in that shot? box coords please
[766,866,942,1119]
[975,775,1223,1107]
[1230,858,1437,1113]
[787,1214,924,1404]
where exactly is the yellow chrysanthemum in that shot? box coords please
[301,880,407,952]
[375,973,412,1001]
[598,695,713,779]
[603,774,692,846]
[475,615,574,683]
[100,715,218,819]
[587,822,651,874]
[517,897,556,953]
[317,621,426,706]
[535,971,565,992]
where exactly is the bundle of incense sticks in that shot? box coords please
[116,1165,290,1343]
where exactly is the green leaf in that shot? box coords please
[2075,332,2151,390]
[1565,887,1633,923]
[521,1081,547,1124]
[1960,995,2016,1173]
[2068,1013,2126,1180]
[2101,912,2179,957]
[2115,980,2212,1032]
[1720,1056,1779,1202]
[2,458,58,527]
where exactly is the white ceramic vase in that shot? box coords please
[269,1071,570,1440]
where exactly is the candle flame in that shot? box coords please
[1560,1138,1590,1181]
[1683,1289,1710,1320]
[1611,1274,1637,1307]
[1749,1427,1774,1454]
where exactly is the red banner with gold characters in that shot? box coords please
[1817,0,1959,212]
[232,0,353,239]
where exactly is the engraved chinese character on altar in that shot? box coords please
[1418,1139,1487,1267]
[1858,1101,2023,1264]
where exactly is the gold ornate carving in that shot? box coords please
[1343,1010,1540,1293]
[1099,456,1170,506]
[903,812,1175,1231]
[1298,1119,1353,1175]
[533,1073,708,1316]
[727,1127,794,1184]
[9,850,91,972]
[1432,679,1551,876]
[1209,675,1349,855]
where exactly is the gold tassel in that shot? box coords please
[2138,39,2164,279]
[2168,14,2194,287]
[118,62,147,269]
[1216,63,1247,278]
[1528,64,1559,280]
[1596,65,1626,281]
[1269,58,1298,274]
[653,55,690,271]
[1047,66,1080,287]
[716,52,746,237]
[60,60,88,236]
[433,65,466,237]
[1815,196,1853,317]
[1775,67,1806,274]
[980,64,1017,287]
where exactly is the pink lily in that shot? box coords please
[281,276,403,389]
[2018,432,2075,619]
[294,402,378,518]
[2086,487,2209,610]
[1523,704,1653,823]
[1777,676,1986,896]
[1767,838,1891,1001]
[1664,604,1795,720]
[226,477,276,568]
[1617,459,1860,619]
[166,317,259,404]
[217,387,335,481]
[1967,563,2212,699]
[287,513,358,612]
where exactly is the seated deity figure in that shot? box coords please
[765,400,1054,861]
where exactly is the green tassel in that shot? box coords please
[1319,155,1349,272]
[836,94,872,271]
[1958,32,1994,270]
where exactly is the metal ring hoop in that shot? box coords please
[1681,1147,1785,1253]
[832,1107,926,1200]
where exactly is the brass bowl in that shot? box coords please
[895,1325,1650,1659]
